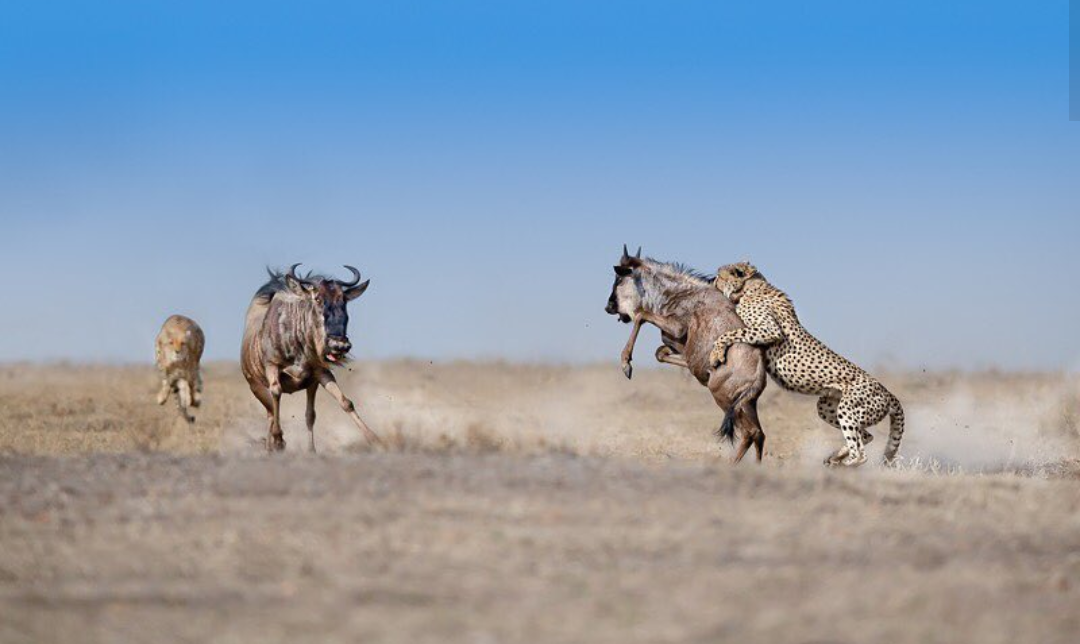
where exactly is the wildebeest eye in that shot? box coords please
[614,265,633,277]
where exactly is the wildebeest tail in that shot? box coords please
[716,390,749,445]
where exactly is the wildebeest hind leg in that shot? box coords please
[731,396,765,464]
[743,398,766,462]
[732,431,755,463]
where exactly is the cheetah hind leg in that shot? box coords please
[822,435,872,466]
[816,394,864,465]
[823,422,867,467]
[832,391,879,467]
[824,446,849,466]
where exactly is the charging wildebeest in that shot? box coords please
[605,246,769,462]
[155,315,205,424]
[241,264,382,452]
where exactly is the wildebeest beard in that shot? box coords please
[316,281,353,364]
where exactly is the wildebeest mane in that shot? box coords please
[254,267,334,302]
[642,257,714,285]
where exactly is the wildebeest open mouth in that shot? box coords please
[325,351,349,364]
[618,313,632,323]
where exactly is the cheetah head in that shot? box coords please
[715,261,760,300]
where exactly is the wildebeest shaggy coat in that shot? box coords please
[241,264,382,452]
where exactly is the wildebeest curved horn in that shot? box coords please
[635,246,642,259]
[339,265,362,287]
[287,263,308,283]
[622,244,630,260]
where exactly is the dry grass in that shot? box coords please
[2,361,1080,643]
[1,361,1077,475]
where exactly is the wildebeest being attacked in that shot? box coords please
[605,246,769,462]
[241,264,382,452]
[155,314,205,423]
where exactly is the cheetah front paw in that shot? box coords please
[709,343,729,369]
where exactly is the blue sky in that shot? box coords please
[0,1,1077,369]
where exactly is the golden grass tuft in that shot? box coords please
[0,361,1076,476]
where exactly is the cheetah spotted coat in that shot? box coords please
[709,263,904,466]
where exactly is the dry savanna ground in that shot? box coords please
[1,361,1079,643]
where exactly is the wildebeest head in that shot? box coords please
[284,264,370,364]
[605,244,642,323]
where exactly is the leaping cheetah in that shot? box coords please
[708,262,904,467]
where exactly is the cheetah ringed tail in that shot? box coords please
[882,394,905,465]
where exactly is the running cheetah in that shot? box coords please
[708,262,904,466]
[155,314,205,424]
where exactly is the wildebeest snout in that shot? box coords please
[606,297,631,323]
[327,336,352,354]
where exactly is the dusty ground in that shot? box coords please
[1,362,1079,643]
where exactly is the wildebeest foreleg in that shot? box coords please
[156,379,171,405]
[265,365,286,452]
[621,313,672,379]
[318,372,384,447]
[305,384,318,453]
[620,317,645,379]
[654,345,688,369]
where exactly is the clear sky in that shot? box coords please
[0,1,1077,370]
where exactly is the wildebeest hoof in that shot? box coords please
[622,362,633,379]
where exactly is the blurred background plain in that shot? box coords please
[0,1,1077,369]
